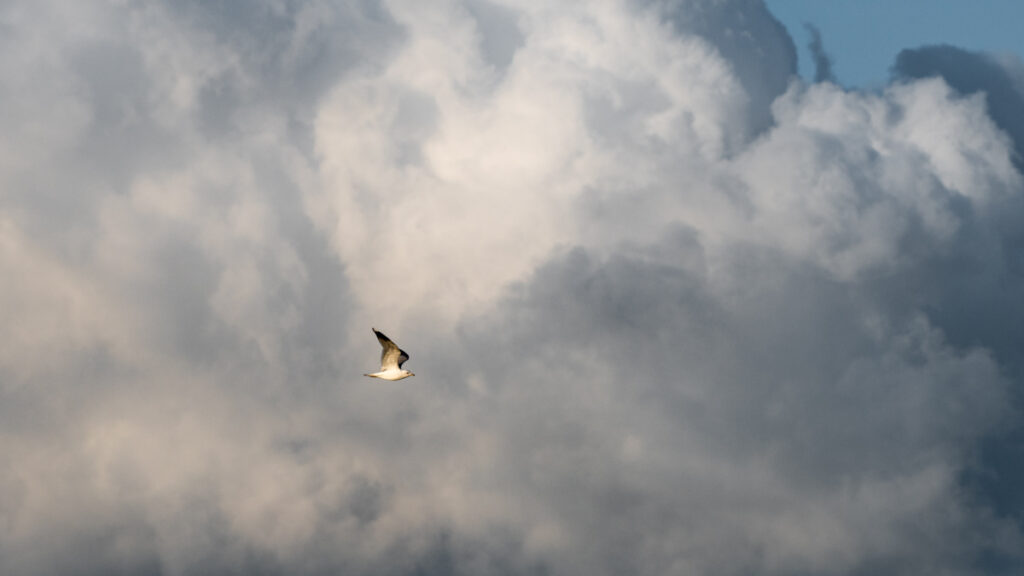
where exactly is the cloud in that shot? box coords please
[1,0,1023,575]
[893,44,1024,170]
[892,42,1024,555]
[804,22,836,83]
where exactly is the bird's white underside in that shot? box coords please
[365,369,414,381]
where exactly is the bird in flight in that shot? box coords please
[364,328,415,380]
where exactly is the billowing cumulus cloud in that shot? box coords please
[1,1,1023,575]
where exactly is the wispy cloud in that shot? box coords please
[804,22,835,83]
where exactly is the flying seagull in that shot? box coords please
[364,328,415,381]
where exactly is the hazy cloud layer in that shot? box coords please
[1,1,1023,575]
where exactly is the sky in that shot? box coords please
[1,1,1023,575]
[767,0,1024,88]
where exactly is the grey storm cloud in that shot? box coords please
[1,1,1023,575]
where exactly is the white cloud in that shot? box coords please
[313,0,759,329]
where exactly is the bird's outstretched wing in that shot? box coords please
[374,328,410,370]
